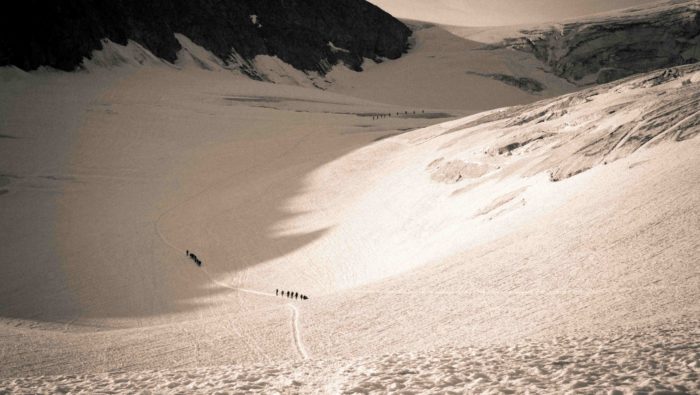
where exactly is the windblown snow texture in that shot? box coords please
[0,0,411,74]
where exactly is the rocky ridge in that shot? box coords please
[0,0,411,76]
[487,1,700,85]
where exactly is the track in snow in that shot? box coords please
[288,303,309,360]
[154,194,309,361]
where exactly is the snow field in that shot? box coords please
[0,11,698,393]
[2,318,697,394]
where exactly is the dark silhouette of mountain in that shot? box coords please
[0,0,411,75]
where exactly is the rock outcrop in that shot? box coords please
[489,1,700,85]
[465,71,545,93]
[0,0,411,75]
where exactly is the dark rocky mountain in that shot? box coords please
[487,1,700,85]
[0,0,411,75]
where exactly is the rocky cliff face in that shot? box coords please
[491,1,700,85]
[0,0,411,75]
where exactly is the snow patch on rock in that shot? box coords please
[81,39,167,71]
[328,41,350,54]
[174,33,227,71]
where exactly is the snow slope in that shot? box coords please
[326,22,576,111]
[0,34,698,395]
[73,28,574,112]
[0,61,451,324]
[265,64,700,296]
[4,319,697,393]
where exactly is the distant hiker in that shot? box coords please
[276,289,279,296]
[186,249,189,256]
[286,291,290,298]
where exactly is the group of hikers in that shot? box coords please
[183,251,312,301]
[372,110,424,120]
[183,251,309,300]
[276,289,308,300]
[186,250,202,266]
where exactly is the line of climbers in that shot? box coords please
[182,250,311,301]
[276,289,308,300]
[186,250,202,266]
[372,110,425,120]
[183,252,308,301]
[372,113,391,120]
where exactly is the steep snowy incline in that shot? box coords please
[270,64,700,296]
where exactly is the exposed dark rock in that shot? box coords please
[484,1,700,85]
[0,0,411,74]
[465,71,545,92]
